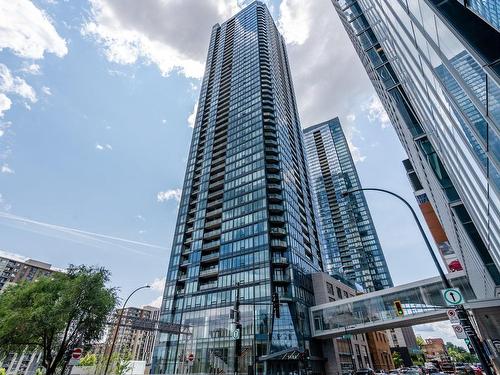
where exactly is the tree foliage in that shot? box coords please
[392,351,403,367]
[79,353,98,367]
[445,342,478,364]
[416,336,426,348]
[0,265,117,375]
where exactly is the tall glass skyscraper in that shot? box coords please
[152,3,323,374]
[304,118,392,292]
[332,0,500,300]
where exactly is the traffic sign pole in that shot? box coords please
[342,188,493,375]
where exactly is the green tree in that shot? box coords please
[0,265,117,375]
[0,368,6,375]
[113,352,132,375]
[392,351,403,367]
[445,342,478,364]
[416,336,426,348]
[79,353,98,367]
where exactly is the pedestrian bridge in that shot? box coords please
[310,271,475,338]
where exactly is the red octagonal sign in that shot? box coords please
[187,353,195,362]
[72,348,83,360]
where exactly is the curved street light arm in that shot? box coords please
[103,285,150,375]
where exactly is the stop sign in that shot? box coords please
[72,348,83,360]
[187,353,195,362]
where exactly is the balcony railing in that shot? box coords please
[199,267,218,277]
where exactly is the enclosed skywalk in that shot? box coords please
[310,271,475,338]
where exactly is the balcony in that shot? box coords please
[269,215,285,224]
[266,155,279,163]
[267,173,280,182]
[268,193,282,202]
[202,240,220,251]
[268,204,284,212]
[265,140,278,147]
[199,267,219,277]
[205,218,221,229]
[199,281,218,291]
[269,227,286,236]
[203,229,221,240]
[266,163,279,173]
[210,171,225,182]
[201,253,219,263]
[178,273,188,281]
[206,208,222,218]
[273,274,290,283]
[265,146,278,155]
[268,184,282,192]
[272,256,288,266]
[208,180,224,190]
[207,198,223,209]
[271,239,287,249]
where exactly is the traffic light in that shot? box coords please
[272,292,280,318]
[394,300,404,316]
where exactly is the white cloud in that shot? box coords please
[346,138,366,163]
[20,63,41,75]
[82,0,243,78]
[135,214,146,222]
[277,0,312,45]
[363,95,391,128]
[0,0,68,59]
[187,100,198,128]
[161,119,167,124]
[0,64,37,104]
[149,277,166,292]
[96,143,112,150]
[144,276,166,308]
[146,295,163,309]
[42,86,52,95]
[1,164,14,174]
[0,94,12,118]
[157,188,182,203]
[279,0,374,128]
[414,322,466,349]
[342,114,366,163]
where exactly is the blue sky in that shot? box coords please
[0,0,463,346]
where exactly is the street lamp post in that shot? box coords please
[103,285,151,375]
[342,187,493,375]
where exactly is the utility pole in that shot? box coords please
[103,285,150,375]
[342,188,493,375]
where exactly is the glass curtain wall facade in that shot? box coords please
[332,0,500,299]
[152,3,323,374]
[457,0,499,30]
[304,118,392,292]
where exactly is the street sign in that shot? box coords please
[342,334,353,339]
[447,309,460,324]
[187,353,195,364]
[232,328,240,340]
[72,348,82,360]
[442,288,464,305]
[452,324,467,339]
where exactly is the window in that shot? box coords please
[326,282,334,295]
